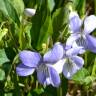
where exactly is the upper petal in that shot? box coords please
[16,63,35,76]
[69,11,82,33]
[86,35,96,53]
[84,15,96,34]
[66,47,83,56]
[19,50,41,67]
[44,42,64,63]
[48,66,60,87]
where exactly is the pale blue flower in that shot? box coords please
[59,45,84,79]
[16,42,64,87]
[67,11,96,53]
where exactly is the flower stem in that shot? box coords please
[94,0,96,15]
[36,80,39,89]
[92,57,96,76]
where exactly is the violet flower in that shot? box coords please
[16,42,64,87]
[66,11,96,53]
[59,45,84,79]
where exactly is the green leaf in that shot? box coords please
[0,69,5,81]
[36,14,53,49]
[72,68,89,84]
[0,49,10,66]
[31,1,53,49]
[84,76,96,85]
[4,93,13,96]
[48,0,55,12]
[0,28,8,41]
[0,0,20,26]
[73,0,86,17]
[8,0,24,15]
[33,88,44,95]
[52,7,69,42]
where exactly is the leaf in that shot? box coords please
[33,88,44,95]
[30,1,53,49]
[84,76,96,85]
[48,0,55,12]
[0,69,5,81]
[52,7,69,42]
[0,0,20,26]
[0,28,8,41]
[73,0,86,17]
[0,49,10,66]
[44,85,57,96]
[72,68,89,84]
[36,14,53,49]
[8,0,24,15]
[4,93,13,96]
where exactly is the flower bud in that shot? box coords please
[24,8,36,17]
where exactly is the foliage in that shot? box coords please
[0,0,96,96]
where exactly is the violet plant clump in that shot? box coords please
[16,42,84,86]
[66,11,96,53]
[16,10,96,88]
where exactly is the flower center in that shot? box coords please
[37,63,49,77]
[76,34,87,49]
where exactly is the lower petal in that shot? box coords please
[37,65,51,86]
[37,70,46,85]
[63,59,79,79]
[48,66,60,87]
[86,35,96,53]
[16,64,35,76]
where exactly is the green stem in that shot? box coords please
[36,80,38,89]
[84,52,87,67]
[57,86,62,96]
[94,0,96,15]
[19,16,25,50]
[19,24,23,49]
[92,57,96,76]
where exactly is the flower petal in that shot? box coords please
[84,15,96,34]
[44,42,64,63]
[51,59,65,74]
[48,66,60,87]
[69,12,82,33]
[86,35,96,53]
[16,64,35,76]
[19,50,41,67]
[63,59,79,79]
[71,56,84,69]
[66,47,83,56]
[37,69,47,85]
[66,34,80,48]
[72,42,85,54]
[37,64,51,86]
